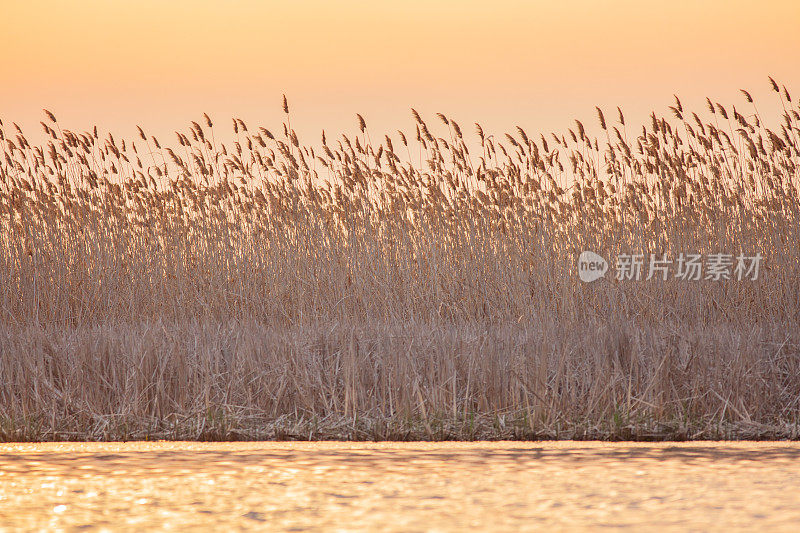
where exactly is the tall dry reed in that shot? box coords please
[1,80,799,440]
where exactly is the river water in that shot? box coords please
[1,441,798,531]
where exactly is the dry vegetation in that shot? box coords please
[1,80,799,441]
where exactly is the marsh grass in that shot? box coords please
[1,81,799,440]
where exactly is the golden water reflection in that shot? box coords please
[1,441,799,531]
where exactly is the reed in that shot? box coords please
[1,80,799,440]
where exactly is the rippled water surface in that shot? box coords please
[1,441,799,531]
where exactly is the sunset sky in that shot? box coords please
[2,1,798,143]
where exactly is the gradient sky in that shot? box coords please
[2,0,798,144]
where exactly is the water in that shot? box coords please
[1,441,799,531]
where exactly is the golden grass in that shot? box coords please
[1,80,799,440]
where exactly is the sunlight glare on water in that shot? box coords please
[0,441,799,531]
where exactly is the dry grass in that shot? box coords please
[1,80,799,441]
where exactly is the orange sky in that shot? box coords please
[1,0,798,144]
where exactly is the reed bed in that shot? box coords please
[1,80,799,440]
